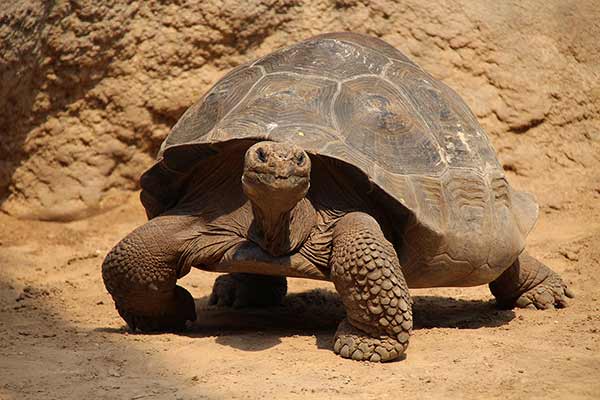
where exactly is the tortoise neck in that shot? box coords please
[249,198,316,257]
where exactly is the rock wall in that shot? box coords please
[1,0,598,220]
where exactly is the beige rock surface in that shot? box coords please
[1,0,599,220]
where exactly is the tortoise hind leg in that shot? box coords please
[209,273,287,308]
[490,251,574,310]
[330,212,412,362]
[102,216,197,331]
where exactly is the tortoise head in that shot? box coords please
[242,141,311,212]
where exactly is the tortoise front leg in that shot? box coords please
[330,212,412,362]
[102,216,197,331]
[490,251,574,309]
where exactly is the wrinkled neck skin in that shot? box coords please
[242,141,315,257]
[249,197,316,257]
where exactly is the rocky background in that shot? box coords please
[1,0,599,221]
[1,2,600,399]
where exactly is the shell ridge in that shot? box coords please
[321,36,419,67]
[329,81,343,138]
[380,59,394,77]
[215,68,267,133]
[266,70,339,83]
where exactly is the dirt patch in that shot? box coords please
[0,189,599,399]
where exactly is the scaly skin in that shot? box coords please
[330,212,412,362]
[490,251,575,310]
[102,216,196,331]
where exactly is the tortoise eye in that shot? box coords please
[256,147,268,163]
[296,153,306,166]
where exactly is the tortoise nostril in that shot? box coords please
[256,147,268,163]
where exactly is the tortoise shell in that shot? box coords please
[141,32,538,286]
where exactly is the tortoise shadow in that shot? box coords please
[412,295,515,330]
[177,289,515,352]
[181,290,344,352]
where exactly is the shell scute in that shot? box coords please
[215,73,339,141]
[334,76,444,175]
[256,37,387,79]
[162,65,264,154]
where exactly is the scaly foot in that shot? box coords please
[117,285,196,332]
[333,319,409,362]
[512,272,575,309]
[490,252,574,310]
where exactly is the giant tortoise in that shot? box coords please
[102,32,573,362]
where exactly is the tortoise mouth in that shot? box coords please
[242,170,309,190]
[242,170,310,212]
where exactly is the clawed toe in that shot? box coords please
[333,319,408,362]
[514,276,574,310]
[491,253,575,311]
[117,285,196,332]
[119,309,190,332]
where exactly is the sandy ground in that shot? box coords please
[2,3,599,398]
[1,186,599,399]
